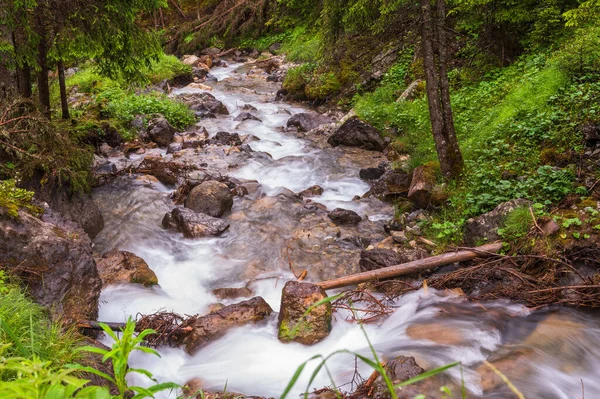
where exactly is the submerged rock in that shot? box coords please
[327,117,387,151]
[298,185,324,198]
[0,208,101,323]
[185,180,234,217]
[287,113,332,132]
[212,287,254,300]
[183,297,273,354]
[163,207,230,238]
[328,208,362,225]
[96,250,158,287]
[278,281,332,345]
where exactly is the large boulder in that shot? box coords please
[407,165,436,209]
[147,117,176,147]
[359,248,407,271]
[185,180,234,217]
[96,250,158,287]
[327,208,362,226]
[278,281,332,345]
[0,208,101,323]
[47,192,104,239]
[327,117,387,151]
[162,207,230,238]
[178,92,229,116]
[287,113,332,132]
[464,199,531,246]
[365,171,412,202]
[183,297,273,354]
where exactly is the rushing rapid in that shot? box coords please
[93,61,600,398]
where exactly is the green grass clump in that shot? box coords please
[0,279,80,365]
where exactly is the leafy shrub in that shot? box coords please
[305,72,341,100]
[143,54,192,84]
[99,88,195,131]
[283,63,316,94]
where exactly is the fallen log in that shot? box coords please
[317,242,504,290]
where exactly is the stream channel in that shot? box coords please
[92,60,600,398]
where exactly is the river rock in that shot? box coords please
[163,207,230,238]
[0,207,101,323]
[327,117,387,151]
[147,116,176,147]
[278,281,332,345]
[178,92,229,116]
[185,180,234,217]
[212,131,242,146]
[287,113,332,132]
[359,166,386,180]
[365,170,412,202]
[96,250,158,287]
[182,54,201,66]
[328,208,362,225]
[234,112,262,122]
[464,199,531,246]
[183,296,273,354]
[359,248,407,271]
[298,185,324,198]
[169,72,194,87]
[42,190,105,239]
[369,356,426,399]
[212,287,254,300]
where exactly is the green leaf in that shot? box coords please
[395,362,460,388]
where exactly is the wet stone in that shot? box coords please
[327,208,362,225]
[278,281,332,345]
[163,207,230,238]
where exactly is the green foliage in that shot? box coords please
[75,319,179,399]
[0,283,80,365]
[277,26,321,62]
[282,63,316,94]
[99,88,194,131]
[0,352,111,399]
[142,54,192,84]
[305,72,341,100]
[0,180,42,218]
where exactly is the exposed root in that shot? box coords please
[332,290,395,323]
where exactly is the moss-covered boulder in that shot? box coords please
[278,281,332,345]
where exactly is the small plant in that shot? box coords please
[498,207,533,239]
[0,180,43,218]
[0,350,111,399]
[561,217,583,228]
[75,318,179,399]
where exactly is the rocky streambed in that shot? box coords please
[3,53,600,399]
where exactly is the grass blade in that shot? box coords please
[396,362,460,388]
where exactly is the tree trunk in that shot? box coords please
[436,0,463,177]
[58,60,69,119]
[11,29,32,98]
[34,7,51,118]
[420,0,463,180]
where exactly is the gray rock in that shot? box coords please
[147,117,176,147]
[359,167,385,180]
[163,207,230,238]
[359,248,407,271]
[178,92,229,115]
[234,112,262,122]
[327,116,387,151]
[185,180,234,217]
[407,165,435,209]
[278,282,332,345]
[328,208,362,225]
[287,113,332,132]
[365,171,412,202]
[0,208,101,323]
[213,131,242,146]
[464,199,531,246]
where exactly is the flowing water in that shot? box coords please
[93,61,600,398]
